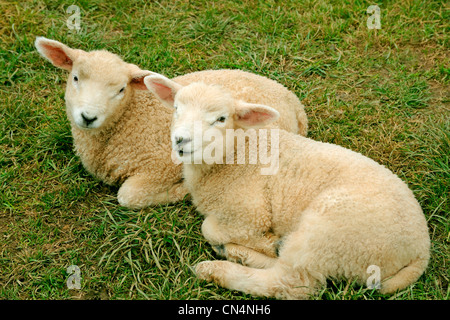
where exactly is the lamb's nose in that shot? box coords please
[81,113,97,125]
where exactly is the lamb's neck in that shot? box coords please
[71,122,114,146]
[183,162,221,191]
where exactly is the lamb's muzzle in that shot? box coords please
[80,112,98,127]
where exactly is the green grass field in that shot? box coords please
[0,0,448,300]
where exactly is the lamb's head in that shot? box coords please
[35,37,153,131]
[144,73,280,164]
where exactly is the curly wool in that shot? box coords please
[36,37,307,208]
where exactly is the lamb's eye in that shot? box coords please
[73,75,78,82]
[119,87,125,94]
[216,116,226,123]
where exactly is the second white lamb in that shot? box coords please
[144,74,430,299]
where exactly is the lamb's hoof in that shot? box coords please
[212,244,226,257]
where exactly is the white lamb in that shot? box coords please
[35,37,307,208]
[144,73,430,299]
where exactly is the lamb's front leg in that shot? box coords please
[201,216,278,269]
[117,174,188,208]
[201,215,232,246]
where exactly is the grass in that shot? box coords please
[0,0,448,300]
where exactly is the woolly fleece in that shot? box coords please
[35,37,307,208]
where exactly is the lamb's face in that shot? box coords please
[35,37,153,132]
[171,83,234,163]
[143,73,281,166]
[65,52,131,130]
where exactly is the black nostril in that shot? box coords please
[176,136,191,145]
[81,113,97,125]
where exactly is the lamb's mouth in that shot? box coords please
[178,149,188,156]
[177,148,200,158]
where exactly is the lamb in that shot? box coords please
[144,73,431,299]
[34,37,308,208]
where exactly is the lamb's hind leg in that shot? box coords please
[202,215,278,260]
[117,174,188,208]
[195,260,319,299]
[214,243,277,269]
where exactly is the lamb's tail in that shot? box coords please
[195,260,320,299]
[296,103,308,137]
[380,257,429,294]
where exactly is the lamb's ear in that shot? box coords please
[234,101,280,129]
[128,64,157,90]
[35,37,81,71]
[143,74,183,108]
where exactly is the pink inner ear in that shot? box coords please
[152,82,174,102]
[239,110,272,125]
[43,44,73,69]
